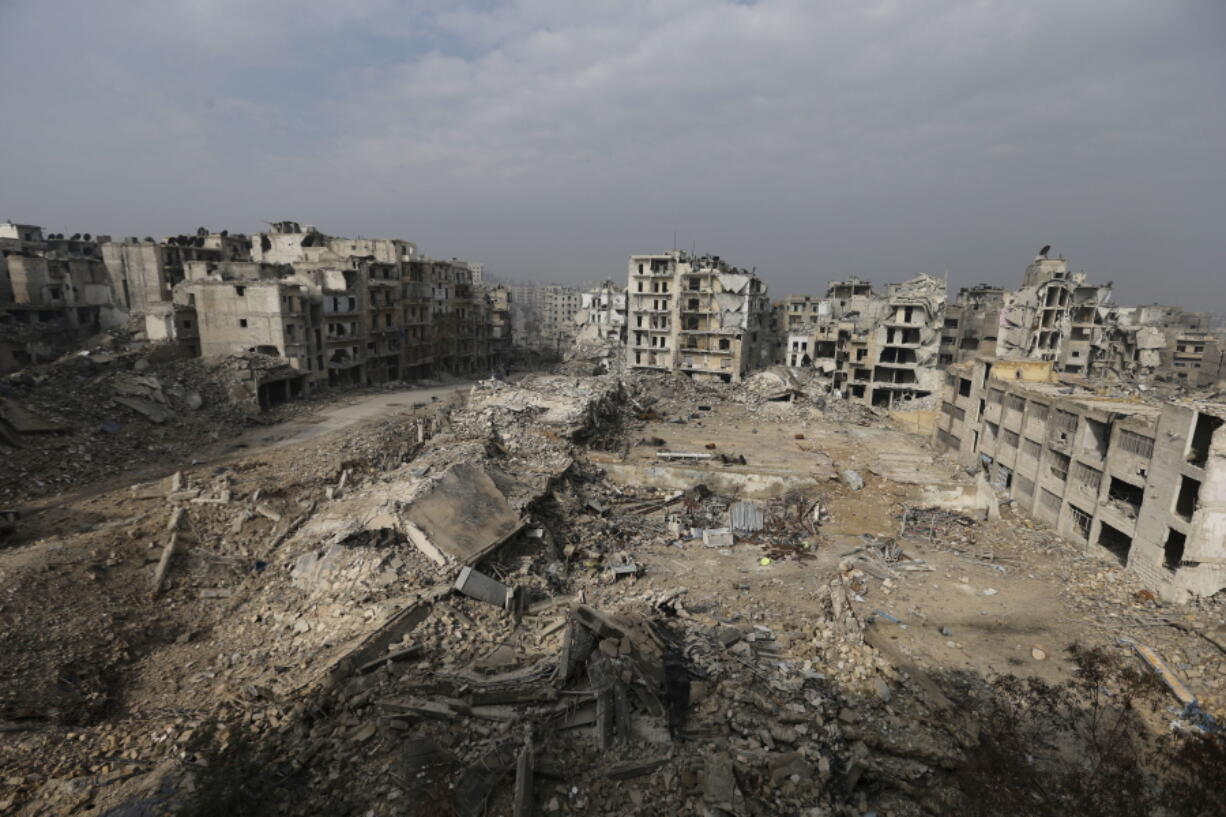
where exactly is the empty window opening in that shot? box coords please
[1069,505,1093,540]
[958,378,971,396]
[1188,412,1223,467]
[1175,475,1200,520]
[235,286,246,296]
[1097,521,1132,566]
[238,318,248,328]
[1107,476,1145,518]
[1164,529,1186,571]
[1082,417,1109,456]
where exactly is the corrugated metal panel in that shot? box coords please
[729,501,764,534]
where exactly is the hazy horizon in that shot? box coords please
[2,1,1224,312]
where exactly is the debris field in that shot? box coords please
[0,366,1223,817]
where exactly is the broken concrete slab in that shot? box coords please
[702,754,737,810]
[326,591,443,682]
[702,528,735,547]
[402,463,525,566]
[454,565,513,609]
[356,645,423,675]
[113,396,171,425]
[605,757,668,780]
[870,451,950,485]
[0,397,71,435]
[916,473,1000,521]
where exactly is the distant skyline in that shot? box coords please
[2,1,1224,311]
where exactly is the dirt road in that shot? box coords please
[224,379,475,453]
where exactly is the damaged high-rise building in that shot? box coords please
[626,251,771,383]
[945,248,1225,388]
[779,274,947,407]
[995,251,1114,374]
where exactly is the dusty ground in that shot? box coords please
[0,373,1222,816]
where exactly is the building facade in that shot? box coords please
[779,274,947,406]
[1,222,124,371]
[626,251,771,383]
[934,357,1226,602]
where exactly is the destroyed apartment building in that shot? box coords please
[0,222,127,371]
[4,353,1224,817]
[626,251,772,383]
[777,274,947,408]
[934,356,1226,601]
[574,280,627,345]
[0,219,510,399]
[941,247,1224,387]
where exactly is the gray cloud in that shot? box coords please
[2,0,1224,307]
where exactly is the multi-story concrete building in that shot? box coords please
[626,251,771,383]
[504,281,544,351]
[485,285,513,370]
[102,230,249,313]
[1096,306,1225,387]
[779,274,946,406]
[994,250,1113,374]
[499,280,582,356]
[541,284,582,354]
[148,223,494,393]
[934,357,1226,602]
[943,249,1225,389]
[939,284,1006,365]
[178,261,316,405]
[402,260,435,379]
[1,222,125,371]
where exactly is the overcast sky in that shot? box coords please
[2,1,1224,307]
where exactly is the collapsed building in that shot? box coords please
[559,281,628,375]
[1097,305,1224,386]
[995,251,1114,374]
[943,248,1225,389]
[934,357,1226,601]
[626,251,772,383]
[779,274,947,407]
[574,280,627,345]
